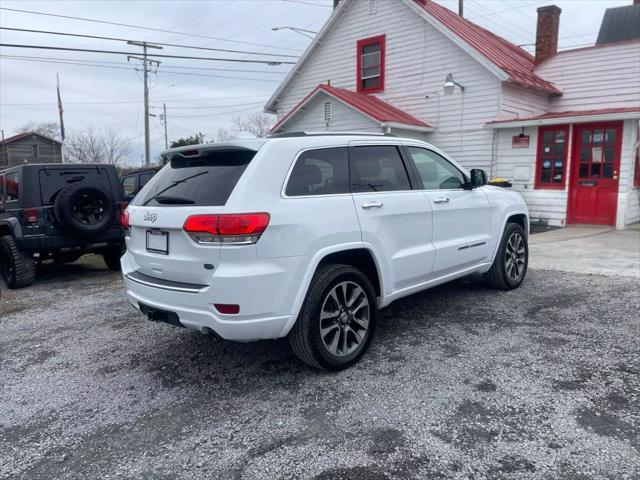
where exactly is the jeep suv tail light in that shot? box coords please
[183,213,270,245]
[24,208,38,224]
[120,210,130,229]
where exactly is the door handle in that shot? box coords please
[361,201,383,209]
[433,197,450,204]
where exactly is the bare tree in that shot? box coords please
[232,113,275,138]
[65,126,130,165]
[102,128,131,165]
[17,121,61,140]
[214,128,237,142]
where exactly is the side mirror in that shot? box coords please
[469,169,488,188]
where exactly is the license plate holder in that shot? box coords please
[146,230,169,255]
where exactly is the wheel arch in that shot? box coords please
[0,218,20,238]
[489,210,529,264]
[280,243,385,337]
[506,213,529,239]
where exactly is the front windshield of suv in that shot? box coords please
[134,148,256,207]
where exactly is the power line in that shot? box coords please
[280,0,332,6]
[169,104,264,118]
[465,0,533,44]
[1,95,270,107]
[156,101,265,110]
[466,0,541,20]
[0,56,287,82]
[0,27,300,59]
[0,43,297,65]
[0,7,304,53]
[0,54,290,74]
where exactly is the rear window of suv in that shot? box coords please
[134,148,256,207]
[285,147,349,196]
[6,172,19,201]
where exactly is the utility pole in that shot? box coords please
[162,103,168,149]
[458,0,463,17]
[127,41,162,166]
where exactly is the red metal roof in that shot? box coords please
[272,84,432,132]
[487,107,640,124]
[414,0,562,95]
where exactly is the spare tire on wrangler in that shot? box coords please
[54,182,115,238]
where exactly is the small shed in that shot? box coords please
[0,132,63,167]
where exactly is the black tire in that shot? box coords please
[54,182,115,238]
[289,264,378,371]
[0,235,36,289]
[102,244,125,271]
[484,222,528,290]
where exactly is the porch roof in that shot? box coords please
[486,107,640,128]
[271,84,433,133]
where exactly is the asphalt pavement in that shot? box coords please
[1,243,639,479]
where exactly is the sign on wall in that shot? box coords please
[512,135,530,148]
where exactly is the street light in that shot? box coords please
[271,26,318,39]
[443,73,465,95]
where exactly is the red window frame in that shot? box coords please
[356,35,385,93]
[535,125,570,189]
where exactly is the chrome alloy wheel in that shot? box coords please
[319,281,370,357]
[505,232,526,281]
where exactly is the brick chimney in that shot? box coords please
[535,5,561,64]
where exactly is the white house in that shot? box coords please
[265,0,640,228]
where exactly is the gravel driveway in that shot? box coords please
[1,256,639,479]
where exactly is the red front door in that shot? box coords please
[567,122,622,226]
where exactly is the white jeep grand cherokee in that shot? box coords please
[121,133,529,370]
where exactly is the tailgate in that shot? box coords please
[126,206,222,285]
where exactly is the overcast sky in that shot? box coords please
[0,0,631,166]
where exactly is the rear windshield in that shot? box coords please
[133,148,256,207]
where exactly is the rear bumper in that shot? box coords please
[121,251,301,342]
[15,228,123,252]
[125,284,293,341]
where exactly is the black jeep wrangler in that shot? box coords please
[0,164,126,289]
[120,166,160,202]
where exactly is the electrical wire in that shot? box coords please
[169,104,264,118]
[0,54,289,74]
[1,93,270,106]
[0,43,297,65]
[159,102,265,110]
[0,7,304,53]
[0,56,287,82]
[0,27,300,58]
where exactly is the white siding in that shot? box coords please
[495,126,570,227]
[273,0,502,171]
[535,41,640,111]
[499,84,549,119]
[619,120,640,227]
[281,93,381,132]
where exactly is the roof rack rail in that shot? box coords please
[268,131,396,138]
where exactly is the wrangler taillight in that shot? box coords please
[120,210,130,229]
[183,213,270,245]
[24,208,38,224]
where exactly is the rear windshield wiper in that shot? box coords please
[143,170,208,205]
[153,195,196,205]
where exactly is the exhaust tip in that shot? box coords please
[201,327,223,340]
